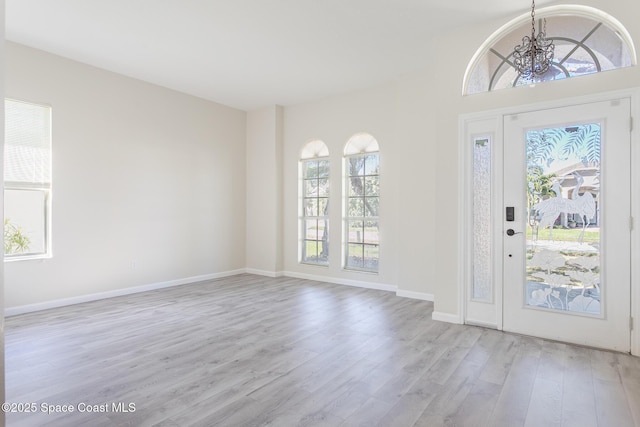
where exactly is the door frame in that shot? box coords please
[459,88,640,355]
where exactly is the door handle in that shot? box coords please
[506,229,522,236]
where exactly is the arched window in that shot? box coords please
[300,140,330,265]
[344,133,379,272]
[464,5,636,94]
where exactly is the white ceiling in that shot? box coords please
[5,0,550,111]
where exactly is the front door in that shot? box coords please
[503,99,631,352]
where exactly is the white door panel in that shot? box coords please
[502,99,631,352]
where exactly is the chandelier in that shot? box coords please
[512,0,555,79]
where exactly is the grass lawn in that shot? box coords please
[527,227,599,243]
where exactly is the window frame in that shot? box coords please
[463,5,637,95]
[299,148,330,267]
[4,99,53,261]
[343,150,380,273]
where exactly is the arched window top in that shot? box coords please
[464,5,636,95]
[300,139,329,159]
[344,133,379,156]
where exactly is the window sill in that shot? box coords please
[4,254,51,263]
[343,267,379,275]
[300,262,329,268]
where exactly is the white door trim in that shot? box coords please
[459,115,504,329]
[458,88,640,356]
[631,89,640,357]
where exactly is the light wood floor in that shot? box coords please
[5,274,640,426]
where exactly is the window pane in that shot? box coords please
[365,176,379,197]
[303,198,328,219]
[364,220,379,244]
[525,124,601,315]
[304,179,319,197]
[5,100,52,184]
[303,160,319,179]
[364,245,379,270]
[473,137,492,302]
[364,196,379,217]
[318,178,329,197]
[317,160,330,178]
[317,219,328,242]
[305,219,318,240]
[5,189,47,255]
[303,240,318,262]
[348,157,365,176]
[349,177,364,197]
[347,244,364,268]
[317,197,329,217]
[317,240,329,265]
[348,197,365,218]
[348,220,364,243]
[304,159,330,181]
[364,155,379,175]
[303,198,318,217]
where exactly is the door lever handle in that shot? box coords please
[506,229,522,236]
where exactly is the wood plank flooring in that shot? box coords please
[4,274,640,426]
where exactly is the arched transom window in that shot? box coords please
[464,5,636,95]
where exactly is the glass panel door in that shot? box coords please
[503,99,631,352]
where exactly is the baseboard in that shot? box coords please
[6,268,423,317]
[245,268,285,278]
[396,289,434,302]
[432,311,464,324]
[282,271,396,293]
[633,322,639,357]
[5,269,246,316]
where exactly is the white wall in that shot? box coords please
[282,82,410,291]
[281,68,440,296]
[246,105,284,275]
[4,42,247,310]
